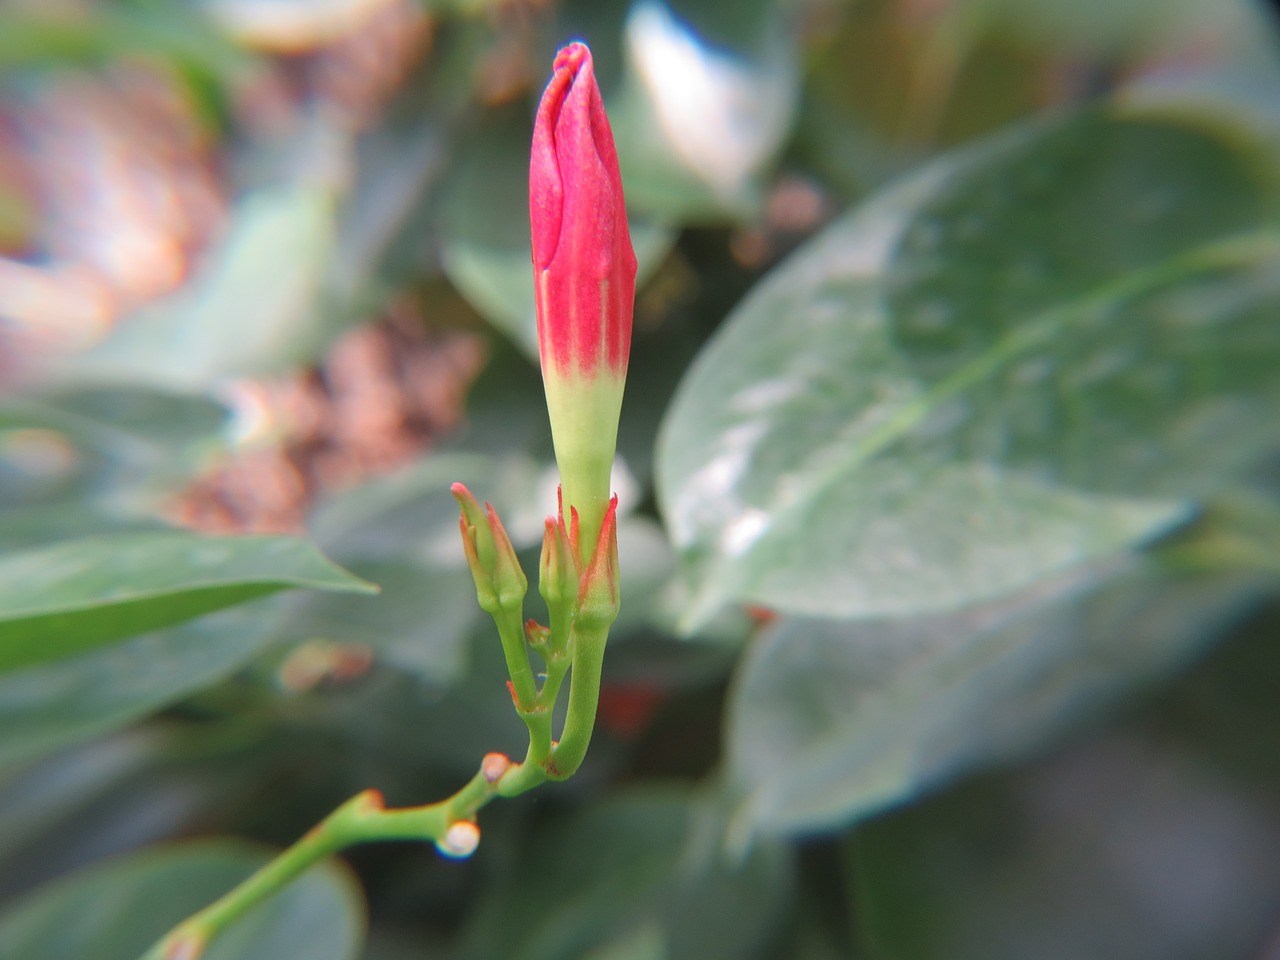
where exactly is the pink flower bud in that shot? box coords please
[530,42,636,559]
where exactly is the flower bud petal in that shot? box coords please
[530,42,636,558]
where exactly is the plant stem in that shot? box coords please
[494,605,539,711]
[546,619,609,780]
[138,764,514,960]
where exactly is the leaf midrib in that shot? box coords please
[690,227,1280,622]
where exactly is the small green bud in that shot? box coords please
[538,487,580,654]
[451,482,527,617]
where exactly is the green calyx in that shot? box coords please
[451,482,527,618]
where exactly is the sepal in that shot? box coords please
[451,482,527,617]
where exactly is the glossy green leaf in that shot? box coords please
[0,605,279,769]
[657,107,1280,626]
[0,532,375,673]
[55,185,337,390]
[0,841,364,960]
[724,564,1268,842]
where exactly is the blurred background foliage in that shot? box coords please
[1,0,1279,957]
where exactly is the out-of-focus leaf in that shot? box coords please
[0,506,167,553]
[329,122,445,319]
[55,185,337,390]
[609,0,800,220]
[723,563,1268,843]
[984,0,1269,58]
[0,732,159,877]
[306,451,547,560]
[0,387,229,513]
[298,452,556,686]
[289,559,479,686]
[457,789,791,960]
[851,622,1280,960]
[0,605,279,769]
[0,532,375,673]
[196,0,508,48]
[437,104,675,355]
[0,841,364,960]
[0,6,253,75]
[657,107,1280,627]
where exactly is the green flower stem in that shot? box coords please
[493,606,538,711]
[546,619,609,780]
[496,653,571,796]
[139,766,504,960]
[138,491,622,960]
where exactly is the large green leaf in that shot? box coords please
[0,605,279,769]
[723,564,1268,842]
[851,607,1280,960]
[0,841,364,960]
[0,532,375,673]
[657,106,1280,626]
[457,789,792,960]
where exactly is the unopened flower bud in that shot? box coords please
[538,488,580,649]
[451,482,527,616]
[530,42,636,560]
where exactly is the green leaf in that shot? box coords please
[0,6,253,76]
[851,609,1280,960]
[54,185,337,390]
[657,106,1280,626]
[0,605,279,769]
[0,532,376,674]
[609,0,800,220]
[0,386,230,513]
[724,564,1268,842]
[457,789,792,960]
[288,559,479,686]
[0,841,364,960]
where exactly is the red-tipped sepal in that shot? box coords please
[576,494,620,632]
[539,489,580,658]
[451,482,527,618]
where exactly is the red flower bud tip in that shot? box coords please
[531,42,636,558]
[531,42,636,379]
